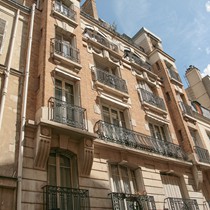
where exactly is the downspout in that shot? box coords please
[0,9,20,129]
[17,4,36,210]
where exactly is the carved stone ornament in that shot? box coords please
[79,138,94,176]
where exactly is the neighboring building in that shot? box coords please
[185,65,210,109]
[0,0,37,209]
[0,0,210,210]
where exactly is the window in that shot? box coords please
[48,149,78,188]
[149,123,167,141]
[0,18,6,52]
[110,164,138,194]
[102,105,126,128]
[52,77,84,129]
[109,164,148,210]
[161,174,184,199]
[138,80,153,93]
[190,129,203,147]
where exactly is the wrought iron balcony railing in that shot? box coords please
[84,29,119,52]
[194,146,210,164]
[168,68,182,83]
[51,38,80,63]
[139,88,166,111]
[54,0,76,21]
[48,97,87,130]
[95,121,188,161]
[92,67,128,93]
[43,185,90,210]
[179,101,194,117]
[164,197,199,210]
[109,192,157,210]
[125,51,151,71]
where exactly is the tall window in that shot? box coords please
[48,149,78,188]
[0,18,6,52]
[149,123,167,141]
[102,105,126,128]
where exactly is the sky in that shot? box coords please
[81,0,210,87]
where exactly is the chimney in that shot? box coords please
[81,0,98,20]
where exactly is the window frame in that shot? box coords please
[148,122,168,141]
[48,149,79,189]
[0,18,7,54]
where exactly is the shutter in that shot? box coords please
[161,174,183,198]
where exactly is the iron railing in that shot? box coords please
[92,67,128,93]
[164,197,199,210]
[54,0,76,21]
[139,88,166,111]
[48,97,87,130]
[179,101,194,117]
[43,185,90,210]
[124,51,151,71]
[84,29,119,52]
[51,38,80,63]
[168,68,182,83]
[194,146,210,164]
[95,121,188,161]
[109,192,156,210]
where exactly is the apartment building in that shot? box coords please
[0,0,210,209]
[185,65,210,109]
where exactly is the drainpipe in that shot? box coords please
[0,9,20,129]
[17,4,36,210]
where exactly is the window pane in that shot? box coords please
[111,165,122,192]
[161,126,167,141]
[120,111,126,128]
[60,155,71,187]
[102,106,111,123]
[48,154,56,186]
[65,83,74,104]
[154,125,162,140]
[111,109,119,126]
[149,123,155,138]
[0,19,6,50]
[55,79,62,100]
[120,166,131,194]
[130,170,138,193]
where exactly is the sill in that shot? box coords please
[52,52,82,72]
[170,77,183,87]
[182,113,196,123]
[52,9,78,28]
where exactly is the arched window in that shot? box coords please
[48,149,78,188]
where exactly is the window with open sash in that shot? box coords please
[149,123,167,141]
[47,150,80,210]
[55,28,77,61]
[102,105,126,128]
[0,18,6,52]
[48,150,78,188]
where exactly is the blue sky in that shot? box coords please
[81,0,210,87]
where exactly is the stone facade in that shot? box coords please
[0,0,210,210]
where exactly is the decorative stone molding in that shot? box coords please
[34,125,51,170]
[192,165,203,191]
[79,138,94,176]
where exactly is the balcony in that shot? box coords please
[95,121,188,161]
[51,38,81,70]
[109,192,156,210]
[139,88,166,111]
[164,197,199,210]
[125,51,151,71]
[48,97,87,130]
[43,185,90,210]
[179,101,196,122]
[84,29,119,53]
[92,67,128,94]
[168,68,182,84]
[53,0,76,23]
[194,146,210,164]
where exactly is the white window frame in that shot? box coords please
[148,122,168,141]
[101,104,126,128]
[0,18,7,54]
